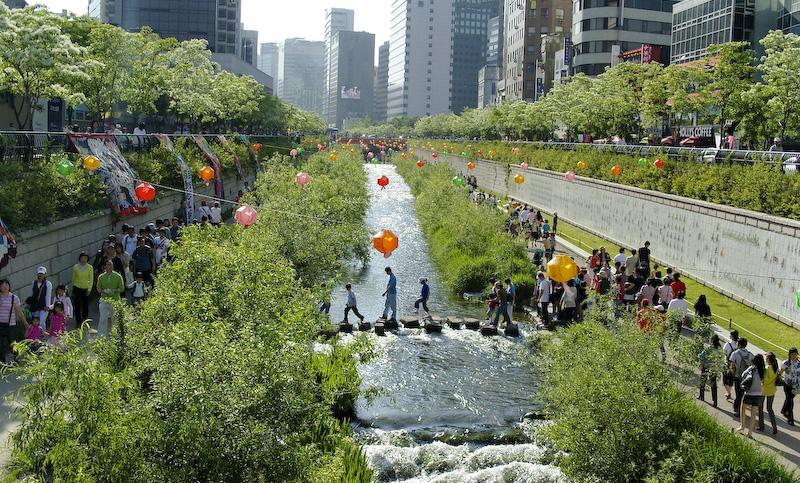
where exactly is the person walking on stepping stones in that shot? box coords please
[382,267,398,322]
[415,278,431,318]
[343,284,364,325]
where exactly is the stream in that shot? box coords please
[329,164,563,482]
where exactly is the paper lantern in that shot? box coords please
[654,159,664,169]
[565,171,576,182]
[611,165,622,176]
[577,160,587,170]
[512,147,520,154]
[290,148,298,158]
[546,254,579,283]
[467,144,473,149]
[199,166,215,182]
[478,149,484,157]
[432,152,439,159]
[416,160,425,168]
[377,175,390,189]
[83,155,101,171]
[134,182,156,202]
[372,229,399,258]
[318,144,325,152]
[461,151,468,156]
[235,204,258,227]
[467,162,476,170]
[638,158,648,166]
[297,147,304,155]
[520,162,529,171]
[295,171,310,189]
[56,159,75,177]
[380,150,386,157]
[329,153,338,161]
[350,148,356,154]
[452,176,465,187]
[514,174,525,184]
[401,152,408,159]
[410,149,415,155]
[488,150,495,158]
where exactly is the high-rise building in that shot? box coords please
[240,28,258,66]
[324,8,355,125]
[3,0,27,8]
[780,0,800,34]
[478,13,504,107]
[451,0,501,113]
[375,41,390,122]
[486,14,504,66]
[672,0,784,65]
[570,0,676,76]
[88,0,240,55]
[327,31,375,128]
[258,42,280,80]
[535,33,567,99]
[278,39,325,116]
[502,0,572,102]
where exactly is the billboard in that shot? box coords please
[341,86,361,100]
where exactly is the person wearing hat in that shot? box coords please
[414,278,431,318]
[29,267,52,330]
[769,137,782,152]
[780,347,800,426]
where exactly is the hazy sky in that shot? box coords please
[34,1,391,49]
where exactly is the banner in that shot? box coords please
[193,135,224,198]
[0,217,16,273]
[239,134,261,171]
[217,135,245,181]
[155,134,195,223]
[341,86,361,100]
[68,134,147,217]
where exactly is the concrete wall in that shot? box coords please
[418,149,800,329]
[2,170,256,300]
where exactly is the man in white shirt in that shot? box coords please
[625,249,639,277]
[198,201,212,222]
[614,247,627,268]
[209,201,222,226]
[519,207,529,226]
[536,272,552,327]
[667,291,689,321]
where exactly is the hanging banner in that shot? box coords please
[155,134,194,223]
[239,134,260,171]
[68,134,147,217]
[217,135,245,181]
[193,135,224,198]
[0,217,17,273]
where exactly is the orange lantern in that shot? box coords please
[577,160,587,170]
[372,229,399,258]
[514,174,525,184]
[199,166,215,182]
[252,143,263,152]
[467,161,476,170]
[401,152,408,159]
[83,155,101,171]
[134,182,156,202]
[611,165,622,176]
[546,254,579,283]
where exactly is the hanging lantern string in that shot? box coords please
[138,179,369,228]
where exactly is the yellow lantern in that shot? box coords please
[577,160,587,170]
[546,254,579,283]
[513,174,525,184]
[83,155,101,171]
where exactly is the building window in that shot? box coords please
[555,8,564,20]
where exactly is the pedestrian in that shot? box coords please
[198,201,212,222]
[492,281,510,327]
[657,275,674,308]
[153,229,170,266]
[24,316,47,353]
[132,236,156,286]
[552,212,558,233]
[729,338,754,418]
[560,280,577,325]
[209,201,222,226]
[698,334,721,407]
[318,282,331,314]
[0,279,29,363]
[670,273,686,298]
[722,330,739,401]
[414,278,431,317]
[737,353,764,438]
[758,352,779,434]
[128,272,148,306]
[780,347,799,426]
[625,249,639,278]
[485,279,498,321]
[381,267,397,322]
[536,272,552,328]
[613,247,627,269]
[169,217,182,240]
[51,284,73,327]
[667,291,689,326]
[542,219,551,235]
[96,259,125,334]
[48,301,68,338]
[343,283,364,324]
[122,225,138,256]
[115,243,132,286]
[637,241,651,275]
[28,267,52,330]
[71,253,93,327]
[693,294,712,320]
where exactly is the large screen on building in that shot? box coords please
[341,86,361,100]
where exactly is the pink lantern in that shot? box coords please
[565,171,577,182]
[235,204,258,227]
[295,171,310,189]
[512,147,520,154]
[290,148,298,158]
[520,162,529,170]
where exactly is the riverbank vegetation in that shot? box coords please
[415,141,800,221]
[538,307,794,482]
[394,155,534,302]
[5,150,373,481]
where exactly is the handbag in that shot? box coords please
[776,374,785,387]
[740,372,753,392]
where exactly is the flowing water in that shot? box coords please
[329,164,563,482]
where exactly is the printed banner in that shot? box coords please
[217,135,245,181]
[193,135,224,198]
[239,134,260,171]
[68,134,147,217]
[0,217,17,273]
[155,134,195,223]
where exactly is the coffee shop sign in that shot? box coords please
[679,125,713,137]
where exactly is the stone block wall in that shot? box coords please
[2,170,256,299]
[419,149,800,329]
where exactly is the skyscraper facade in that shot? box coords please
[450,0,501,113]
[324,8,355,125]
[328,31,376,128]
[240,28,258,66]
[88,0,240,55]
[780,0,800,34]
[375,41,390,122]
[278,39,325,116]
[258,42,279,80]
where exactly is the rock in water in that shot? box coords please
[424,321,443,333]
[339,322,354,333]
[480,324,498,336]
[383,319,399,330]
[359,321,372,331]
[400,316,420,329]
[464,318,481,330]
[446,317,462,329]
[318,326,340,339]
[374,322,385,336]
[504,323,520,337]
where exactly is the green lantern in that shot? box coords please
[297,147,304,155]
[452,176,465,187]
[638,158,648,166]
[461,151,468,156]
[371,157,380,164]
[56,159,76,177]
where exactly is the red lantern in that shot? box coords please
[654,159,664,169]
[432,152,438,159]
[611,165,622,176]
[372,229,399,258]
[199,166,215,182]
[477,149,484,157]
[135,182,156,202]
[416,160,425,168]
[377,175,390,189]
[235,204,258,227]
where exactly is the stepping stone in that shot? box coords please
[503,323,520,337]
[446,317,462,329]
[480,324,498,336]
[400,316,420,329]
[339,322,353,333]
[424,319,443,333]
[383,319,399,330]
[358,321,371,331]
[318,326,340,339]
[374,322,385,336]
[464,318,481,330]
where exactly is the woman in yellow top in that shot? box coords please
[759,352,779,434]
[71,252,93,328]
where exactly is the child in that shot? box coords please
[49,301,67,337]
[129,272,148,305]
[486,288,499,321]
[24,315,49,354]
[52,284,73,327]
[414,278,431,318]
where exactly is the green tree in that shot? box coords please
[165,39,219,124]
[703,42,756,146]
[757,30,800,141]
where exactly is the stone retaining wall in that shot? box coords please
[418,149,800,329]
[2,170,256,299]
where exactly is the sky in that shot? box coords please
[35,0,391,51]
